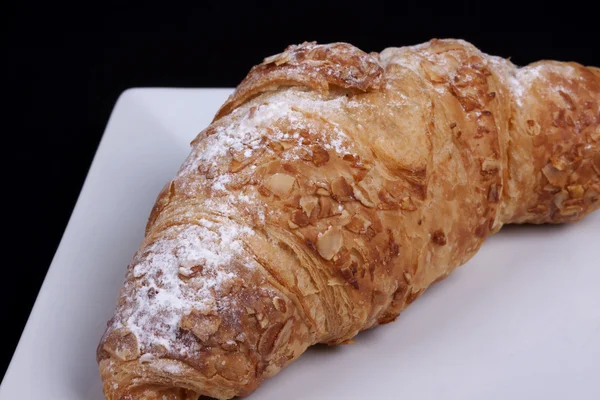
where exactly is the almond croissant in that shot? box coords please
[97,39,600,399]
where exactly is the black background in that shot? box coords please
[3,0,599,382]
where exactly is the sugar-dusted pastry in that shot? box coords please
[97,39,600,399]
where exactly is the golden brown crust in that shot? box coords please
[499,61,600,223]
[98,39,600,399]
[214,42,385,120]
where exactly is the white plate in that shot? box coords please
[2,88,599,400]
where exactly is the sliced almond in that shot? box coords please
[302,227,320,246]
[420,59,447,83]
[308,202,321,225]
[316,188,330,196]
[560,206,584,216]
[272,318,294,354]
[331,176,354,202]
[332,246,350,267]
[345,214,372,234]
[353,169,369,182]
[264,173,296,199]
[258,322,282,356]
[567,184,585,199]
[319,196,342,218]
[317,226,344,260]
[179,310,221,342]
[542,163,568,187]
[299,196,319,217]
[353,184,375,208]
[264,52,290,65]
[553,190,569,209]
[311,145,330,167]
[290,209,309,227]
[338,209,352,226]
[102,328,140,361]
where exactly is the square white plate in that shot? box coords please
[2,88,599,400]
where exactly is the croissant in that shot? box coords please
[97,39,600,399]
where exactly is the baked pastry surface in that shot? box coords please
[97,39,600,399]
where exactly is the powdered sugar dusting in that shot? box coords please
[160,362,183,374]
[178,89,351,195]
[487,56,578,108]
[512,65,544,107]
[379,40,549,109]
[203,193,265,223]
[105,87,354,362]
[110,220,254,355]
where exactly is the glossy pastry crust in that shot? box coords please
[97,39,600,399]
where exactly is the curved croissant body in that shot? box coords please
[98,39,600,399]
